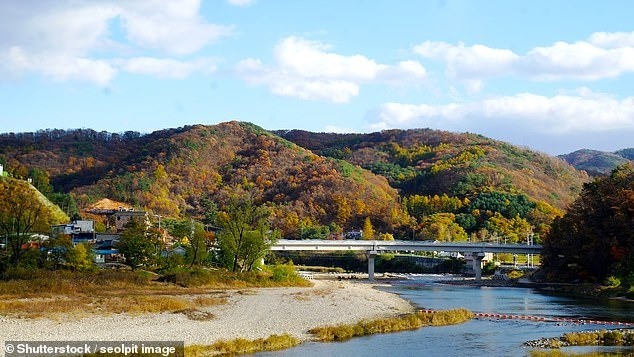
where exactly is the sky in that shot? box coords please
[1,1,634,155]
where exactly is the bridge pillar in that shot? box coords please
[367,250,377,281]
[472,252,486,283]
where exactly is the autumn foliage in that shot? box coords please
[541,164,634,283]
[0,122,589,242]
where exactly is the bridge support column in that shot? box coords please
[472,252,486,283]
[367,250,377,281]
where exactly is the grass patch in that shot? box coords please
[186,334,300,356]
[562,330,634,347]
[0,269,155,297]
[193,296,228,306]
[528,330,634,356]
[530,350,625,357]
[310,308,473,342]
[101,295,193,314]
[0,265,308,318]
[160,265,312,288]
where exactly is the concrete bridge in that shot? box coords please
[270,239,542,282]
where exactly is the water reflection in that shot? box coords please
[259,275,634,357]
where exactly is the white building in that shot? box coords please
[0,164,3,176]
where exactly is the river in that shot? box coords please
[260,275,634,357]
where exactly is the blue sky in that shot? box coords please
[1,0,634,155]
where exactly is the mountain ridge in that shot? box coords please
[559,148,633,176]
[0,122,592,240]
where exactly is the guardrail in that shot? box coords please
[271,239,542,255]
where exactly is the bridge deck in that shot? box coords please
[271,239,542,254]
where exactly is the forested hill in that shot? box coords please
[277,129,588,211]
[0,122,591,241]
[0,122,409,237]
[559,149,633,176]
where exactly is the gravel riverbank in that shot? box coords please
[0,279,414,351]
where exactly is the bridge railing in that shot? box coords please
[270,239,542,255]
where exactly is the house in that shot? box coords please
[94,233,124,264]
[94,248,122,264]
[0,164,3,176]
[95,233,120,248]
[51,220,96,244]
[111,209,150,232]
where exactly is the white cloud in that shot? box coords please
[274,37,386,81]
[414,32,634,85]
[119,1,233,56]
[588,31,634,48]
[227,0,256,6]
[6,47,116,86]
[235,58,360,103]
[414,41,518,80]
[120,57,217,79]
[368,91,634,134]
[0,0,231,85]
[235,36,427,103]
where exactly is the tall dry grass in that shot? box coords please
[0,269,231,318]
[186,334,300,356]
[0,266,308,318]
[310,308,474,342]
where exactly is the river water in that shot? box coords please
[260,275,634,357]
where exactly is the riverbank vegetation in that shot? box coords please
[185,334,300,356]
[527,329,634,356]
[309,308,474,342]
[0,264,308,318]
[530,351,627,357]
[541,164,634,297]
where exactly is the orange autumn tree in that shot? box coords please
[542,164,634,283]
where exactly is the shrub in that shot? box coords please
[270,264,296,282]
[310,308,473,342]
[186,334,299,356]
[604,275,621,288]
[507,270,525,280]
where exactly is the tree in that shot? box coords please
[116,217,159,270]
[67,243,95,271]
[0,178,57,266]
[469,192,535,219]
[28,168,53,197]
[44,237,95,271]
[216,191,274,272]
[185,220,214,267]
[362,217,375,240]
[419,213,467,242]
[542,164,634,282]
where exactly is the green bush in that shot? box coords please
[270,264,296,282]
[604,275,621,288]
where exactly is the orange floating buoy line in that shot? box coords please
[467,311,634,326]
[419,309,634,326]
